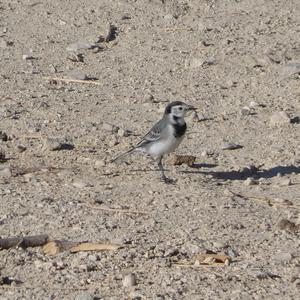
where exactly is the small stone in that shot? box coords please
[201,150,208,157]
[88,254,98,262]
[203,57,217,66]
[187,57,203,69]
[95,160,106,168]
[281,61,300,77]
[108,135,118,147]
[212,241,226,248]
[74,292,94,300]
[16,144,27,152]
[122,273,137,287]
[280,178,292,186]
[274,252,293,263]
[117,128,132,137]
[244,178,258,186]
[240,106,252,116]
[0,38,8,48]
[249,101,259,108]
[53,260,65,270]
[68,52,84,62]
[129,291,142,300]
[23,173,38,183]
[227,248,238,258]
[22,53,34,60]
[143,93,155,103]
[164,14,174,20]
[72,180,93,189]
[251,270,280,280]
[102,123,119,134]
[270,111,291,126]
[220,80,235,89]
[0,167,12,178]
[67,71,88,81]
[43,137,74,151]
[66,40,96,52]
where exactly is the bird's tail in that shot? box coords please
[110,147,136,163]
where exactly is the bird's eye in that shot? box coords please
[179,107,183,110]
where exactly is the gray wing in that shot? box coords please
[135,119,164,148]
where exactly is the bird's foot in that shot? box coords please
[162,176,176,184]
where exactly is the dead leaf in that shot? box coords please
[174,253,231,268]
[43,240,121,255]
[169,154,196,167]
[70,242,121,252]
[43,240,79,255]
[195,253,230,266]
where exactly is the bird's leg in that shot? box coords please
[158,156,175,184]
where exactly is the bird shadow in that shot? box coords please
[129,162,218,174]
[190,163,218,169]
[183,165,300,181]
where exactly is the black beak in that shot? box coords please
[186,104,196,111]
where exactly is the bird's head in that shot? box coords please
[164,101,196,119]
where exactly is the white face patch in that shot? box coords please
[171,105,186,118]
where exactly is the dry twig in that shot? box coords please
[43,76,101,85]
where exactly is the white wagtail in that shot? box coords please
[111,101,196,183]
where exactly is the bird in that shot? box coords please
[111,101,196,183]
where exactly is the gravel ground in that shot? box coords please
[0,0,300,299]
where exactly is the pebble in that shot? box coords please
[88,254,98,262]
[249,101,259,108]
[251,270,279,280]
[67,71,88,81]
[122,273,137,287]
[274,252,293,263]
[143,93,155,103]
[187,57,203,69]
[16,144,27,152]
[0,38,8,48]
[221,143,243,150]
[23,173,38,183]
[281,61,300,77]
[240,106,252,116]
[244,178,258,186]
[22,53,34,60]
[95,159,106,168]
[0,167,12,178]
[280,178,292,186]
[270,111,291,126]
[227,248,238,258]
[203,57,217,66]
[117,128,132,137]
[129,291,142,300]
[74,292,94,300]
[66,40,96,52]
[72,180,93,189]
[212,241,226,248]
[108,135,118,147]
[43,137,74,151]
[102,123,119,134]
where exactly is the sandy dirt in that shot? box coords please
[0,0,300,299]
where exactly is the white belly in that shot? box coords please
[145,133,184,159]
